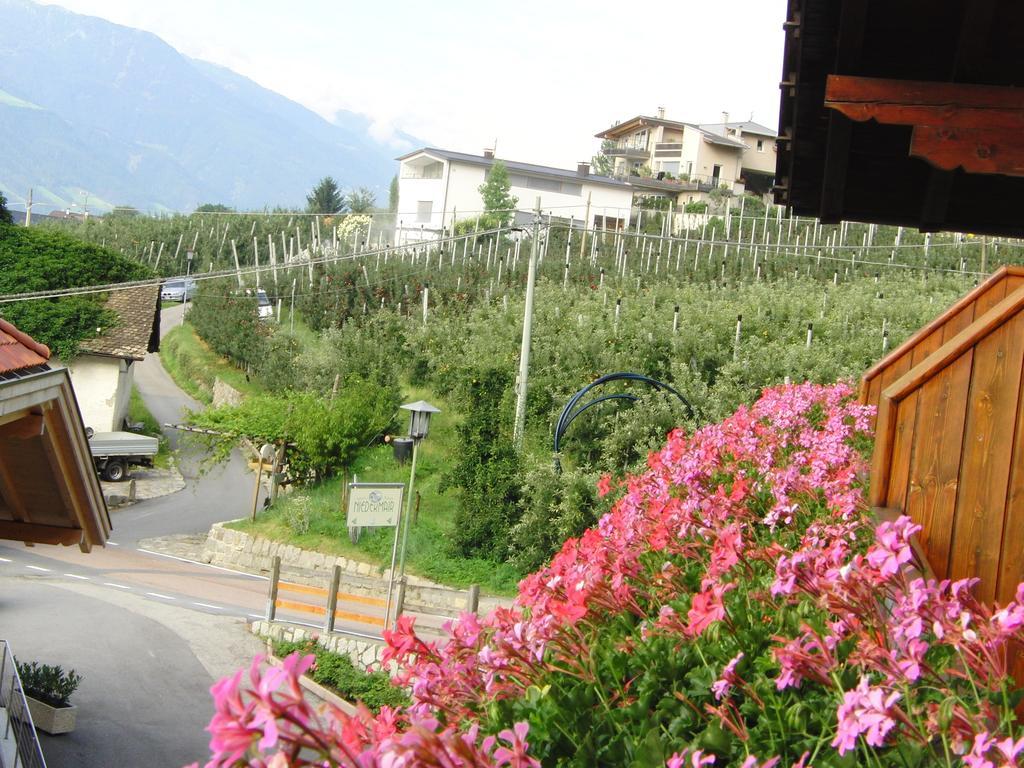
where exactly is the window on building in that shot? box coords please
[416,200,433,223]
[757,139,765,152]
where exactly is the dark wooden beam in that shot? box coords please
[0,520,82,547]
[0,414,44,440]
[818,0,867,222]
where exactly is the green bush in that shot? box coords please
[186,278,267,370]
[510,461,607,573]
[0,226,152,357]
[271,639,408,713]
[15,660,82,708]
[442,369,522,561]
[684,201,708,213]
[186,382,397,481]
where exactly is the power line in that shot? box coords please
[0,227,506,304]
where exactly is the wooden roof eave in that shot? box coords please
[0,368,109,549]
[858,265,1024,399]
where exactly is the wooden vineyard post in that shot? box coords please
[266,556,281,621]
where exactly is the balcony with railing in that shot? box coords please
[0,640,46,768]
[603,144,649,160]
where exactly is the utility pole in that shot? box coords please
[513,197,541,451]
[24,188,32,227]
[981,235,988,275]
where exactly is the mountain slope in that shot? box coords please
[0,0,413,212]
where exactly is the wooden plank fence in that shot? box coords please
[263,556,484,636]
[868,276,1024,605]
[265,559,387,633]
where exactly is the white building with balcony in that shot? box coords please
[394,148,644,244]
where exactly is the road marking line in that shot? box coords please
[63,573,90,580]
[248,613,264,619]
[25,565,51,572]
[0,557,11,563]
[104,582,130,590]
[108,542,120,546]
[146,592,175,600]
[136,548,268,579]
[193,602,223,610]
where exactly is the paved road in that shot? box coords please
[0,305,271,767]
[122,301,265,542]
[0,573,263,768]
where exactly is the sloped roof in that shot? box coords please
[595,115,747,150]
[0,318,51,375]
[79,285,160,361]
[396,148,637,191]
[699,121,779,139]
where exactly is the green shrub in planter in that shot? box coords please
[272,639,408,713]
[15,660,82,708]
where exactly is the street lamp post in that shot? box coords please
[391,400,440,627]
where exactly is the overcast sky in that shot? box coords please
[39,0,788,170]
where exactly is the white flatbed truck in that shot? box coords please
[88,431,159,481]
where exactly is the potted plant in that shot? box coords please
[15,659,82,734]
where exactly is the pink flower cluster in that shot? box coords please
[193,651,538,767]
[195,381,1024,766]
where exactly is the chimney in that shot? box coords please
[656,106,665,119]
[577,161,590,176]
[483,147,494,159]
[722,111,730,127]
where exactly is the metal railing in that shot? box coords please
[0,641,46,768]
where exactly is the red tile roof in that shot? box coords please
[0,319,51,374]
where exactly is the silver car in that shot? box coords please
[160,278,197,302]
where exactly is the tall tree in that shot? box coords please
[346,187,376,214]
[591,140,616,176]
[306,177,346,214]
[478,161,518,227]
[0,192,12,225]
[388,175,399,213]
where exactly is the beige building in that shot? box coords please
[595,109,779,198]
[697,116,779,195]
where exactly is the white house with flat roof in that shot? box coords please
[394,148,649,244]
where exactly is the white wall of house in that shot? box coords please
[396,153,635,244]
[67,355,133,433]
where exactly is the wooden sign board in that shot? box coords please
[347,483,404,528]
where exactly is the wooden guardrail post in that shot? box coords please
[324,565,341,634]
[266,556,281,621]
[466,584,480,615]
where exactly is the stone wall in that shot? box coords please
[212,378,245,408]
[203,522,510,617]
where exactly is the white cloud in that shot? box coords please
[34,0,788,168]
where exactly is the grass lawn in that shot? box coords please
[160,322,265,404]
[128,385,172,468]
[227,385,523,596]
